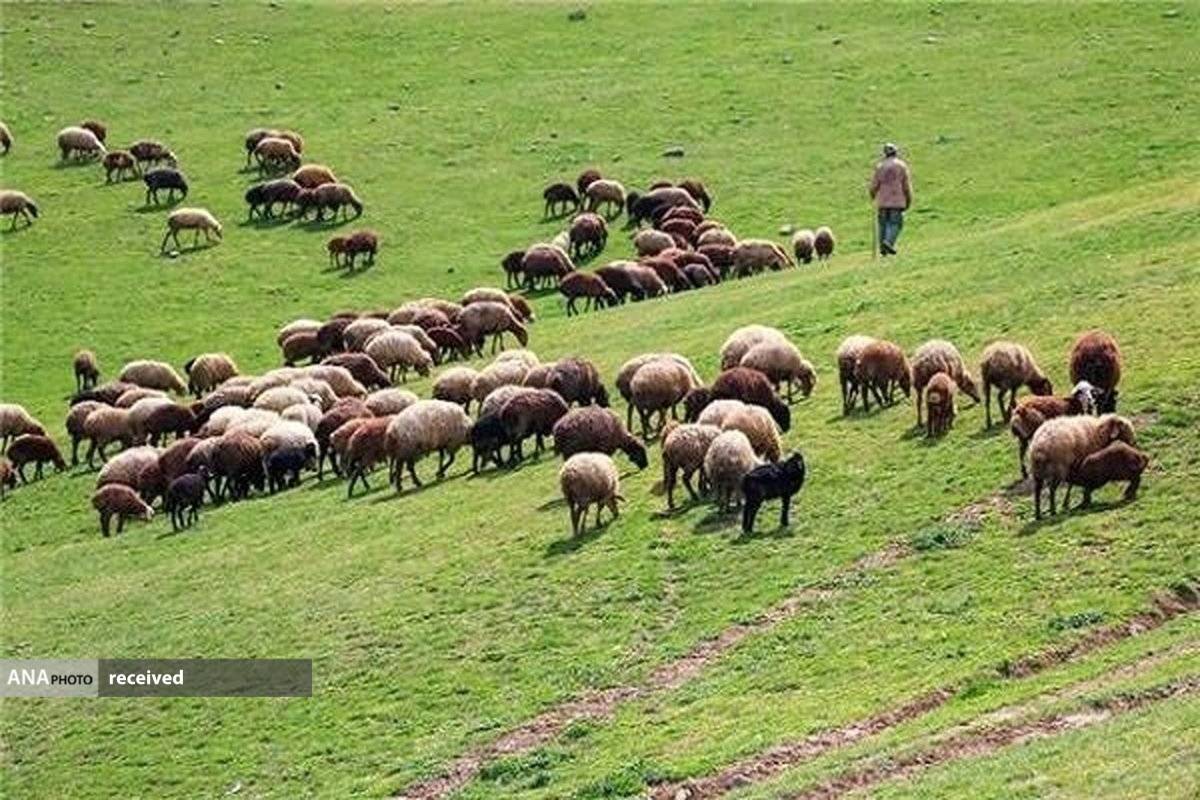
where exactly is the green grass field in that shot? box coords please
[2,2,1198,798]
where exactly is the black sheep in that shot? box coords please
[265,446,314,493]
[165,472,205,531]
[143,168,188,205]
[470,415,508,474]
[542,182,580,217]
[741,452,806,534]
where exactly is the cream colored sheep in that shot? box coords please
[276,319,322,347]
[704,430,759,512]
[281,403,322,432]
[161,207,222,253]
[470,360,530,410]
[247,368,304,399]
[115,387,168,408]
[912,340,980,425]
[57,125,106,160]
[792,229,816,264]
[836,335,877,414]
[343,317,391,352]
[584,179,626,217]
[0,190,39,229]
[630,359,695,439]
[696,226,737,248]
[740,340,816,402]
[1028,414,1136,518]
[364,329,432,383]
[979,341,1053,427]
[616,352,703,430]
[661,422,722,510]
[226,409,282,438]
[119,360,187,394]
[385,400,473,490]
[479,385,537,420]
[696,399,748,427]
[301,365,367,398]
[81,406,133,466]
[0,403,46,448]
[185,353,239,396]
[459,301,529,355]
[732,239,793,277]
[633,229,675,257]
[433,366,480,408]
[384,324,437,357]
[198,406,248,438]
[253,136,301,172]
[288,378,337,410]
[721,405,781,462]
[254,386,312,413]
[719,325,788,370]
[494,349,540,368]
[259,420,318,455]
[559,452,622,536]
[365,388,419,416]
[97,446,159,489]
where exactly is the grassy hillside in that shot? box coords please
[2,3,1198,799]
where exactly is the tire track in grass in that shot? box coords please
[393,542,912,800]
[652,580,1199,800]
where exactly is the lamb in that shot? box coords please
[521,244,575,290]
[594,263,642,304]
[814,226,835,260]
[912,340,981,425]
[365,388,419,416]
[710,367,791,432]
[364,330,433,383]
[1069,330,1122,413]
[265,446,314,493]
[720,404,782,462]
[719,325,788,370]
[559,453,622,536]
[340,229,379,268]
[552,407,648,469]
[584,179,626,218]
[979,341,1053,427]
[458,301,529,355]
[129,139,176,169]
[568,212,608,259]
[1009,381,1097,478]
[732,239,794,277]
[634,229,675,257]
[97,446,160,490]
[543,182,581,217]
[143,403,198,445]
[0,403,47,449]
[626,265,668,299]
[469,414,508,473]
[740,340,816,402]
[836,335,876,414]
[292,164,337,188]
[296,182,363,221]
[82,406,134,466]
[853,339,911,412]
[57,126,106,160]
[385,400,473,491]
[792,229,816,264]
[0,190,39,229]
[741,452,806,534]
[501,250,526,289]
[321,353,390,390]
[142,167,188,205]
[103,150,138,183]
[433,366,479,408]
[923,372,957,438]
[500,389,569,463]
[1066,441,1149,509]
[704,430,760,513]
[547,358,609,407]
[6,435,66,481]
[615,353,703,429]
[314,399,372,478]
[661,421,722,510]
[65,400,102,465]
[91,484,154,536]
[245,178,302,219]
[184,353,239,397]
[1028,413,1135,518]
[164,473,205,531]
[253,136,302,173]
[160,208,222,253]
[631,359,697,438]
[576,168,602,196]
[116,360,187,394]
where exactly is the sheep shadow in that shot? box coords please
[0,224,35,236]
[239,215,295,230]
[898,425,926,442]
[1016,497,1130,535]
[135,200,183,213]
[159,241,219,256]
[734,521,796,544]
[650,495,708,519]
[544,523,607,557]
[296,216,357,231]
[337,265,373,280]
[537,496,567,512]
[970,424,1007,441]
[693,510,738,535]
[52,159,100,170]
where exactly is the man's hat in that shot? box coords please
[883,142,898,156]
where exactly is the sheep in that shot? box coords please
[661,421,722,510]
[814,226,835,260]
[126,396,176,443]
[0,458,15,500]
[0,403,47,449]
[592,263,642,304]
[792,229,816,264]
[662,205,706,226]
[78,119,107,143]
[103,150,138,183]
[82,406,134,466]
[576,168,603,197]
[192,386,254,428]
[631,359,697,438]
[197,406,248,438]
[160,207,222,253]
[296,182,363,221]
[682,262,717,288]
[156,436,200,488]
[339,417,394,496]
[387,298,464,325]
[57,126,106,160]
[1028,413,1135,518]
[259,419,319,457]
[697,226,737,248]
[66,400,103,465]
[280,331,321,366]
[696,399,747,427]
[339,229,379,268]
[912,340,980,424]
[740,340,816,402]
[836,335,876,414]
[0,120,11,154]
[626,264,668,299]
[264,446,313,493]
[301,365,367,398]
[552,406,648,469]
[547,358,609,407]
[277,318,323,346]
[459,302,529,355]
[711,368,791,432]
[225,409,282,439]
[1066,442,1150,509]
[322,353,389,390]
[626,187,701,226]
[281,401,322,431]
[615,353,703,429]
[184,353,238,397]
[1009,381,1097,478]
[559,451,624,537]
[385,400,473,491]
[433,366,479,409]
[543,182,580,217]
[0,190,39,229]
[741,452,806,534]
[479,385,537,422]
[500,389,569,463]
[365,388,419,417]
[584,179,626,218]
[521,244,575,290]
[719,325,788,370]
[523,362,558,389]
[245,178,303,219]
[253,136,302,173]
[315,318,354,357]
[924,372,957,438]
[697,243,735,277]
[254,386,314,415]
[634,229,675,257]
[286,163,335,188]
[244,128,277,165]
[143,403,198,445]
[641,255,691,292]
[1069,330,1122,413]
[853,339,911,412]
[342,317,391,352]
[209,430,266,501]
[462,286,515,310]
[115,387,168,408]
[165,473,205,530]
[469,414,508,473]
[6,435,66,481]
[677,178,712,212]
[721,404,782,462]
[499,250,527,288]
[129,139,176,169]
[184,436,221,482]
[314,399,372,478]
[732,239,793,277]
[568,212,608,259]
[364,330,432,383]
[979,342,1053,427]
[91,485,154,536]
[142,167,188,205]
[704,430,759,513]
[97,446,160,490]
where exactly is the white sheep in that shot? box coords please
[281,403,323,432]
[740,340,816,402]
[96,446,159,489]
[254,386,312,413]
[57,126,106,160]
[704,430,760,513]
[259,420,318,456]
[302,365,367,398]
[559,452,623,536]
[365,388,419,416]
[364,329,432,383]
[432,366,479,408]
[719,325,788,370]
[385,400,473,490]
[696,399,748,428]
[161,208,222,253]
[471,360,530,411]
[661,422,722,510]
[288,378,337,410]
[119,360,188,394]
[630,359,695,439]
[226,409,282,438]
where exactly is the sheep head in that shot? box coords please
[1100,415,1136,447]
[957,370,981,403]
[1029,374,1053,396]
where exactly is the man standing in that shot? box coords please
[869,142,912,256]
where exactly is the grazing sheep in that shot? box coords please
[244,127,277,165]
[741,452,806,534]
[814,226,835,260]
[568,212,608,259]
[6,435,66,481]
[675,178,711,211]
[719,325,788,370]
[165,473,205,530]
[142,167,188,205]
[695,399,747,427]
[430,366,477,409]
[79,119,108,143]
[523,362,557,389]
[281,331,322,366]
[343,317,391,352]
[302,365,367,398]
[0,404,46,450]
[160,207,222,253]
[924,372,957,438]
[296,182,363,221]
[559,452,622,536]
[1067,441,1149,509]
[500,389,569,463]
[322,353,389,390]
[471,361,534,413]
[260,420,318,459]
[0,190,39,229]
[733,239,793,277]
[282,402,323,432]
[625,264,668,299]
[0,121,11,154]
[0,458,15,500]
[245,178,303,219]
[156,436,200,486]
[459,301,529,355]
[184,353,238,397]
[264,446,313,493]
[82,406,133,466]
[854,339,911,412]
[1028,413,1135,518]
[740,340,816,402]
[682,262,717,288]
[576,168,603,197]
[254,386,311,414]
[315,318,354,357]
[97,446,160,490]
[92,484,153,536]
[592,263,642,304]
[500,249,526,289]
[634,228,675,257]
[365,388,419,417]
[1069,330,1122,413]
[697,243,735,277]
[277,318,322,347]
[66,400,103,466]
[615,353,703,429]
[115,388,167,411]
[792,229,816,264]
[478,386,536,424]
[197,406,248,438]
[462,286,516,310]
[697,226,738,248]
[118,360,187,394]
[253,136,302,173]
[912,340,980,424]
[704,430,759,513]
[292,163,337,189]
[626,187,701,226]
[521,244,575,290]
[469,414,508,473]
[103,150,137,182]
[313,399,372,478]
[127,396,176,444]
[143,403,197,445]
[584,179,626,218]
[57,126,106,160]
[711,368,791,432]
[129,139,176,168]
[211,430,267,501]
[225,408,282,439]
[339,229,379,268]
[721,404,782,462]
[660,421,722,510]
[364,330,432,383]
[631,359,696,438]
[662,205,706,226]
[385,400,473,491]
[641,255,691,292]
[547,358,609,407]
[979,341,1053,427]
[543,182,581,217]
[1009,381,1097,478]
[552,406,648,469]
[836,335,876,414]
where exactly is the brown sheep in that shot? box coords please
[710,368,791,432]
[315,399,373,478]
[551,407,648,469]
[292,164,338,189]
[129,139,175,169]
[341,229,379,268]
[0,190,39,229]
[143,404,197,445]
[1066,441,1149,509]
[546,358,609,407]
[92,484,154,536]
[594,263,642,304]
[6,435,67,481]
[814,226,835,260]
[211,430,265,502]
[521,244,575,290]
[677,178,712,212]
[697,243,734,277]
[499,389,569,463]
[1009,382,1097,478]
[980,341,1053,427]
[1029,414,1135,518]
[322,353,390,391]
[458,302,529,355]
[924,372,957,438]
[296,182,363,221]
[543,182,580,217]
[836,335,876,414]
[0,458,15,499]
[559,271,616,315]
[625,265,668,299]
[74,349,100,391]
[911,340,980,425]
[641,255,691,292]
[568,212,607,259]
[576,168,602,198]
[103,150,138,182]
[853,339,911,412]
[1069,330,1122,413]
[282,331,322,366]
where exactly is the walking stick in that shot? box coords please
[870,205,877,260]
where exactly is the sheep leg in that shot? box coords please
[1123,474,1141,501]
[984,384,993,427]
[682,470,700,501]
[915,389,924,424]
[1048,480,1059,516]
[99,511,111,537]
[742,493,761,533]
[1033,477,1043,518]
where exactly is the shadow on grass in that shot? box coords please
[969,424,1007,440]
[159,240,219,256]
[544,521,608,556]
[52,158,100,170]
[135,199,182,213]
[0,223,36,236]
[239,215,295,230]
[1016,496,1133,535]
[693,509,738,535]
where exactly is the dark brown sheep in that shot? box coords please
[543,182,580,217]
[246,178,302,219]
[551,406,648,469]
[129,139,175,169]
[103,150,137,183]
[410,307,451,331]
[282,331,322,366]
[711,368,791,432]
[559,271,617,315]
[507,294,535,323]
[547,358,609,407]
[500,389,570,463]
[625,265,668,299]
[661,205,705,225]
[854,339,912,412]
[521,245,574,290]
[568,212,608,259]
[296,182,363,221]
[677,179,712,212]
[316,317,354,356]
[660,217,697,245]
[6,435,67,481]
[594,263,642,303]
[1069,330,1122,413]
[341,229,379,268]
[74,350,100,391]
[576,168,602,197]
[641,255,691,292]
[80,119,108,143]
[143,403,197,445]
[315,399,372,478]
[1066,441,1149,508]
[697,243,735,278]
[683,262,717,288]
[92,484,153,536]
[322,353,390,390]
[211,431,265,502]
[501,249,525,289]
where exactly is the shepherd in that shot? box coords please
[869,142,913,256]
